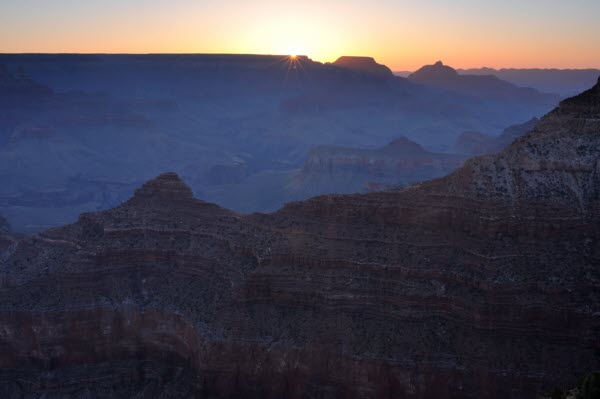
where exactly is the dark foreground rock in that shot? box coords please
[0,80,599,398]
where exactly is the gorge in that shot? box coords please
[0,78,599,398]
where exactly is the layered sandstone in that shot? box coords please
[0,80,599,398]
[295,136,466,194]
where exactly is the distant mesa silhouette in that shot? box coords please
[456,66,600,96]
[331,56,394,79]
[409,60,461,81]
[408,60,560,103]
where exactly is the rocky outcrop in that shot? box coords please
[455,117,538,155]
[0,54,562,232]
[331,56,394,79]
[0,81,599,398]
[294,136,466,194]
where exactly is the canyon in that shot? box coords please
[0,78,598,398]
[293,136,466,194]
[0,54,558,232]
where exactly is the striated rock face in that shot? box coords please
[1,82,600,398]
[295,136,467,194]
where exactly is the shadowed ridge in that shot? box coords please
[556,76,600,115]
[0,82,599,399]
[79,172,237,233]
[122,171,234,217]
[133,172,194,201]
[423,76,600,204]
[288,77,600,211]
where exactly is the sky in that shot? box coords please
[1,0,599,71]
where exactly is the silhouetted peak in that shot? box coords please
[409,61,459,81]
[556,76,600,115]
[134,172,193,200]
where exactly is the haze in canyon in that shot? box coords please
[1,0,599,398]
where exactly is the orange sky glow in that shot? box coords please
[1,0,599,71]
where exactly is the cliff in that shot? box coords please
[0,80,599,398]
[295,136,466,194]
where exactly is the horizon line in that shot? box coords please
[1,52,600,71]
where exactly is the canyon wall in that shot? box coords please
[0,80,599,398]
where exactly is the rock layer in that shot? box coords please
[295,136,466,194]
[1,81,600,398]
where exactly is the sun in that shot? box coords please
[285,44,304,58]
